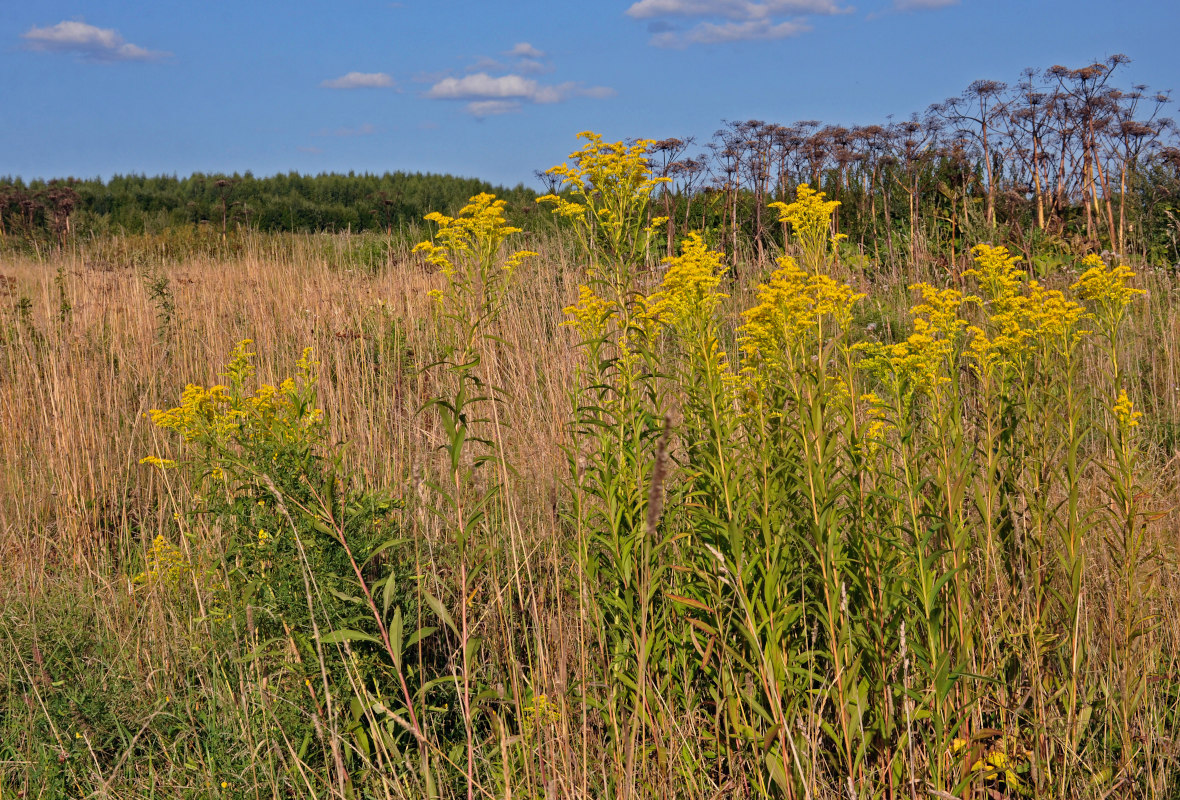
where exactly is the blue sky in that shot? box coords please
[3,0,1178,188]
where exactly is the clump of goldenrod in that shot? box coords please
[647,232,728,333]
[144,340,322,470]
[740,253,862,375]
[538,131,667,289]
[563,284,614,342]
[857,284,969,412]
[133,534,191,588]
[770,183,845,273]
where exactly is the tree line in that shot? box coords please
[0,171,536,243]
[4,55,1179,269]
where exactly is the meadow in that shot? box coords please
[2,132,1180,799]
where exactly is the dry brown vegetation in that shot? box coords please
[2,181,1180,798]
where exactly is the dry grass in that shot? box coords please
[0,235,581,581]
[2,226,1180,798]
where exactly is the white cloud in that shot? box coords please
[627,0,845,46]
[893,0,957,8]
[468,100,522,117]
[427,73,543,100]
[506,42,545,58]
[626,0,845,20]
[425,72,614,115]
[515,57,551,75]
[320,71,395,89]
[652,18,810,46]
[22,20,168,62]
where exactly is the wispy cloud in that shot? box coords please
[893,0,957,9]
[467,45,552,76]
[626,0,845,46]
[320,71,395,89]
[506,42,546,59]
[627,0,845,19]
[21,20,168,62]
[467,100,523,117]
[425,72,614,116]
[298,146,324,154]
[652,18,810,46]
[514,57,551,75]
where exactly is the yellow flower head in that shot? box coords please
[562,284,614,341]
[739,254,863,373]
[857,284,966,406]
[537,132,669,277]
[1070,254,1145,342]
[522,692,561,735]
[133,534,191,588]
[647,232,729,331]
[1112,390,1142,431]
[770,184,840,242]
[965,244,1024,305]
[1024,279,1088,343]
[1071,254,1145,310]
[413,193,535,279]
[537,132,668,218]
[769,184,842,273]
[144,343,325,487]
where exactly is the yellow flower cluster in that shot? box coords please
[857,284,967,403]
[562,284,614,341]
[1024,279,1089,343]
[537,132,668,275]
[769,184,845,272]
[148,382,239,443]
[537,132,668,221]
[1070,254,1146,342]
[1071,254,1145,310]
[133,534,191,588]
[963,246,1087,376]
[414,193,536,284]
[145,341,324,462]
[647,233,729,331]
[952,738,1023,788]
[1113,390,1142,431]
[965,244,1024,307]
[522,692,561,735]
[770,184,842,237]
[739,254,863,371]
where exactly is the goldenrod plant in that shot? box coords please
[2,131,1176,800]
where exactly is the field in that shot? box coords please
[2,135,1180,799]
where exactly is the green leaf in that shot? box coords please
[404,626,437,650]
[424,591,458,636]
[320,628,383,647]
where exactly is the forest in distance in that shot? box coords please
[3,55,1180,269]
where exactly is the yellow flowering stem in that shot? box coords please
[1104,387,1149,765]
[537,132,669,301]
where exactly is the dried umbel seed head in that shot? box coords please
[645,415,672,538]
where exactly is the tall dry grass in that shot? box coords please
[1,187,1179,799]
